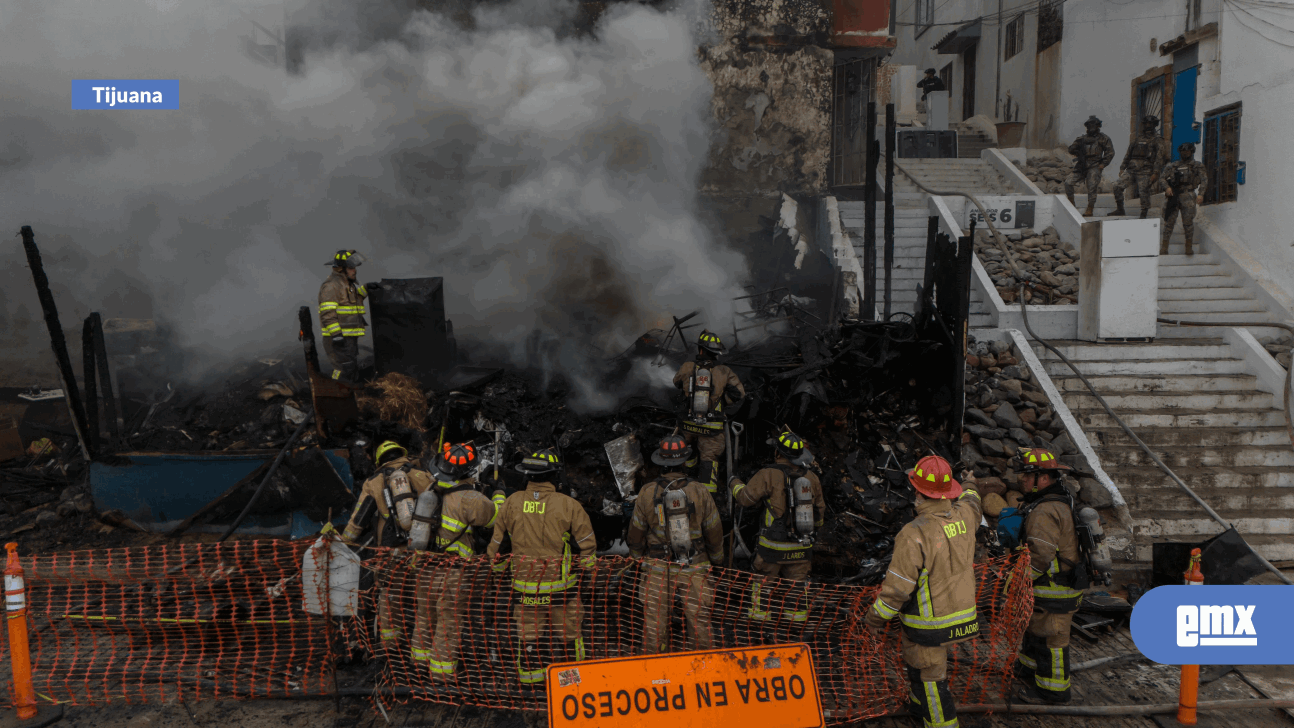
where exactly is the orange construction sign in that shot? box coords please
[545,643,824,728]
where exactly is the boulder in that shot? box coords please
[1022,390,1050,406]
[1078,477,1115,508]
[999,378,1023,396]
[993,404,1023,429]
[1055,263,1077,275]
[975,476,1008,496]
[1018,408,1037,425]
[1033,433,1054,447]
[1001,364,1030,381]
[966,424,1008,440]
[1050,431,1077,456]
[979,438,1007,457]
[983,492,1008,517]
[962,442,985,466]
[1008,427,1033,445]
[966,408,995,427]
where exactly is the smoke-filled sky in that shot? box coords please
[0,0,750,397]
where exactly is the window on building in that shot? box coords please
[915,0,934,38]
[1005,14,1025,60]
[939,63,953,93]
[1202,103,1241,204]
[1038,0,1063,52]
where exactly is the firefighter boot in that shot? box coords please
[1014,632,1042,685]
[1020,642,1072,704]
[1184,230,1194,256]
[908,668,959,728]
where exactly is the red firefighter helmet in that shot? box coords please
[907,455,962,500]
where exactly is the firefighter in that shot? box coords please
[627,435,725,654]
[409,442,506,679]
[319,249,369,382]
[1011,448,1083,705]
[673,330,745,496]
[341,441,434,649]
[486,449,597,688]
[730,430,824,631]
[864,455,982,728]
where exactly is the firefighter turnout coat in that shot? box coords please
[344,456,434,544]
[435,485,503,557]
[866,488,983,645]
[1023,488,1084,612]
[486,482,598,597]
[673,361,745,435]
[318,270,368,340]
[733,463,826,564]
[626,474,725,565]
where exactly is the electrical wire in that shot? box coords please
[1225,4,1294,47]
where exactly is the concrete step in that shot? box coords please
[1124,488,1294,513]
[1069,407,1289,429]
[1152,310,1275,324]
[1049,373,1258,393]
[1130,534,1294,564]
[1061,388,1275,410]
[1130,511,1294,537]
[1040,357,1249,376]
[1158,275,1237,289]
[1157,324,1289,339]
[1115,465,1294,490]
[1157,299,1264,314]
[1085,426,1291,448]
[1158,287,1254,301]
[1159,253,1221,265]
[1035,341,1228,360]
[1099,444,1294,468]
[1157,264,1230,277]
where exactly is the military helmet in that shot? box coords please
[1178,142,1197,157]
[651,434,692,467]
[516,448,561,476]
[696,330,725,357]
[1084,115,1102,128]
[924,67,937,75]
[328,249,366,269]
[772,430,814,467]
[436,441,477,480]
[1142,114,1160,127]
[375,440,407,466]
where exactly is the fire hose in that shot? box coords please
[1019,288,1293,585]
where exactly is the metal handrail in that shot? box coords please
[1020,296,1292,585]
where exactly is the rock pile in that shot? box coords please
[961,336,1112,516]
[1013,149,1114,196]
[1260,334,1294,369]
[975,226,1081,304]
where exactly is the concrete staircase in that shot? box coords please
[1034,337,1294,581]
[953,122,995,159]
[893,158,1017,197]
[1074,193,1284,340]
[835,199,989,320]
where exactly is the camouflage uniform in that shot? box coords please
[1063,132,1114,212]
[1159,158,1209,255]
[1112,132,1164,217]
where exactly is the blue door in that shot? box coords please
[1171,66,1200,161]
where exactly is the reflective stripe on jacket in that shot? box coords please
[626,474,724,565]
[486,482,597,594]
[866,488,983,646]
[319,271,368,338]
[733,463,825,563]
[435,488,499,558]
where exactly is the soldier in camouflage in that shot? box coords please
[1064,116,1114,217]
[1109,115,1164,219]
[1160,142,1209,256]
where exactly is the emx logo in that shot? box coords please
[1177,605,1257,646]
[1132,586,1290,665]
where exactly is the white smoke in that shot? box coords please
[0,0,747,406]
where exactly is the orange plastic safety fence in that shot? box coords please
[0,541,339,706]
[359,550,1032,723]
[0,541,1030,723]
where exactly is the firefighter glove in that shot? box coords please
[577,554,597,569]
[491,555,511,572]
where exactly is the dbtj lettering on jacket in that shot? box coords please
[558,676,811,720]
[524,501,546,515]
[942,520,967,538]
